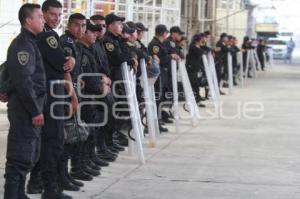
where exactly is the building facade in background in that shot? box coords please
[0,0,253,62]
[181,0,249,45]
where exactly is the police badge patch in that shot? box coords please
[153,46,159,54]
[46,36,58,49]
[17,51,30,66]
[105,43,114,52]
[170,41,176,48]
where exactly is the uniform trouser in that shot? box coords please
[242,52,247,72]
[102,93,115,147]
[215,62,223,86]
[112,70,131,132]
[40,83,65,191]
[155,67,172,116]
[258,54,265,70]
[222,63,228,81]
[187,70,200,102]
[4,96,42,199]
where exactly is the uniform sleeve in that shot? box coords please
[7,43,42,117]
[148,42,171,66]
[37,32,67,73]
[164,40,178,55]
[60,39,76,57]
[103,39,126,68]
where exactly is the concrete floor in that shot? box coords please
[0,59,300,198]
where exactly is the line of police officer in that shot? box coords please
[2,1,268,199]
[2,1,177,198]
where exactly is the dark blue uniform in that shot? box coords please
[36,24,67,192]
[102,31,133,124]
[102,31,133,82]
[215,40,230,83]
[186,43,205,102]
[91,38,116,150]
[148,36,172,102]
[4,28,46,199]
[91,38,111,77]
[60,31,82,84]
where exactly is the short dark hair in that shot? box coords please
[68,13,86,24]
[90,15,105,21]
[42,0,62,12]
[19,3,41,26]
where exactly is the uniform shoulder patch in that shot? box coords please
[82,55,88,66]
[64,47,73,56]
[46,36,58,49]
[105,42,114,52]
[170,41,176,48]
[17,51,30,66]
[153,46,160,54]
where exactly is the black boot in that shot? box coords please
[27,179,43,194]
[27,161,43,194]
[87,159,101,170]
[58,155,80,192]
[205,88,209,100]
[70,142,93,181]
[113,131,128,147]
[41,188,73,199]
[161,110,173,123]
[67,175,84,187]
[159,124,168,133]
[70,170,93,181]
[97,148,117,162]
[90,135,110,167]
[90,154,109,167]
[110,143,125,152]
[67,144,84,187]
[82,140,100,176]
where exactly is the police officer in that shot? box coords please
[59,13,87,191]
[4,4,46,199]
[102,13,138,148]
[186,33,206,107]
[215,33,230,94]
[84,20,117,166]
[28,1,77,198]
[75,20,109,181]
[135,22,150,60]
[161,26,183,122]
[228,36,240,86]
[148,24,178,132]
[242,36,252,77]
[102,13,137,82]
[257,39,266,71]
[165,26,184,58]
[90,15,125,158]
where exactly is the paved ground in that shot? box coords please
[0,54,300,198]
